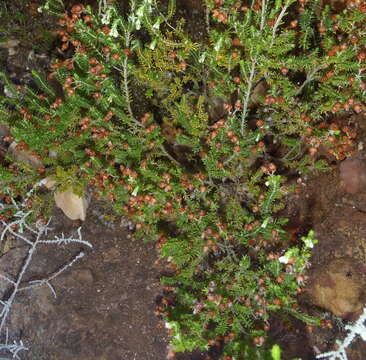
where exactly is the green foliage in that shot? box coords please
[1,0,365,358]
[271,344,282,360]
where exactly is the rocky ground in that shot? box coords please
[1,204,169,360]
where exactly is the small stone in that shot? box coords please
[54,188,88,221]
[339,158,366,194]
[8,141,43,168]
[41,177,57,190]
[308,258,364,319]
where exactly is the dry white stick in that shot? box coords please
[0,188,92,357]
[316,306,366,360]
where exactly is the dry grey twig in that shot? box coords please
[0,185,92,358]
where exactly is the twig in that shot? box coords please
[205,0,211,35]
[17,251,86,297]
[270,0,293,47]
[0,234,40,333]
[240,57,257,135]
[159,145,180,166]
[38,227,92,248]
[122,30,135,121]
[112,61,144,129]
[239,0,266,134]
[98,0,107,17]
[295,66,322,96]
[295,67,321,96]
[223,152,239,165]
[240,0,292,134]
[0,221,33,246]
[316,306,366,360]
[0,340,28,360]
[260,0,267,31]
[0,190,92,355]
[0,275,15,286]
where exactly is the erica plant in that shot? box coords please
[0,0,365,358]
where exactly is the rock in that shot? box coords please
[307,258,365,320]
[339,158,366,194]
[54,188,88,221]
[8,141,43,168]
[41,177,57,190]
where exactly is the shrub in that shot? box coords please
[0,0,365,358]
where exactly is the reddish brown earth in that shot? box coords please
[1,204,168,360]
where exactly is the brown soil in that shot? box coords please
[2,203,169,360]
